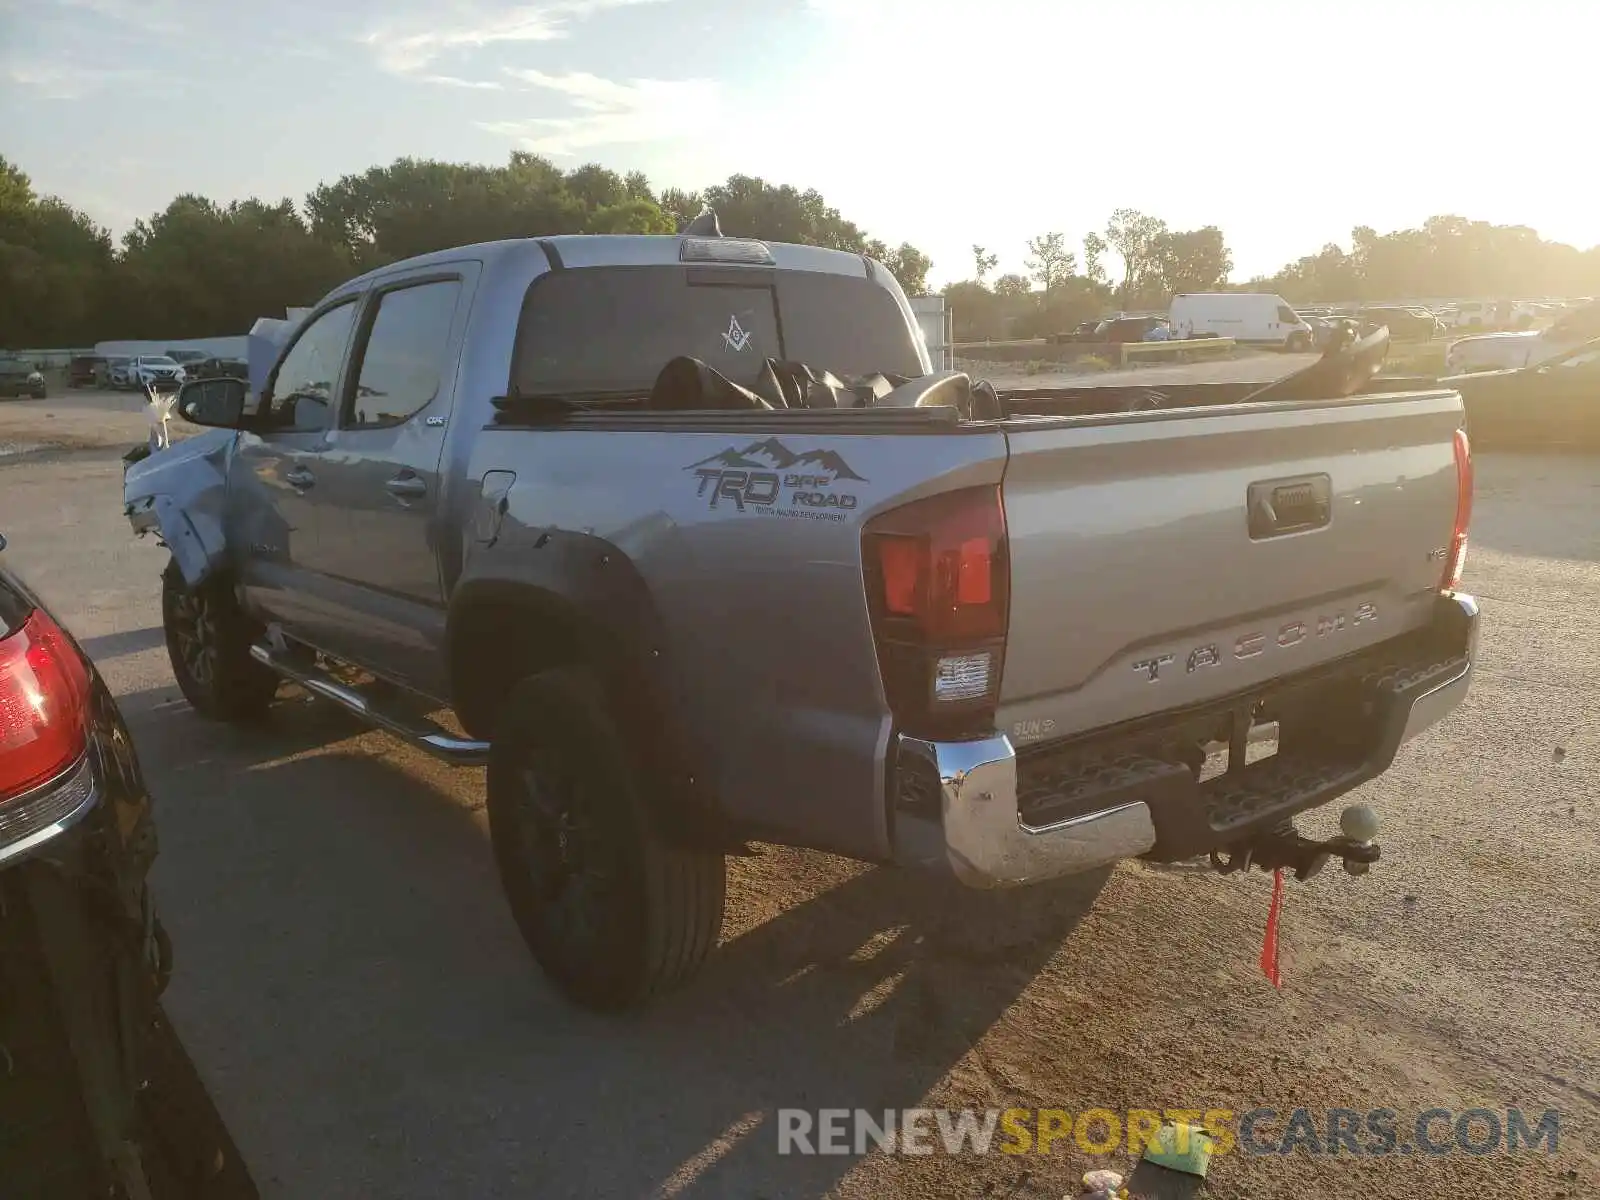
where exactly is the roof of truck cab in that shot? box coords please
[339,234,875,291]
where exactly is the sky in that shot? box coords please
[2,0,1596,287]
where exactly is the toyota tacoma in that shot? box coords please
[123,217,1480,1011]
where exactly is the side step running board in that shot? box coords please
[249,644,490,767]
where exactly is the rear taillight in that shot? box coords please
[1441,426,1473,592]
[0,608,92,802]
[863,485,1009,738]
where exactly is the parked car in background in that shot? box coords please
[1360,307,1446,341]
[1444,298,1600,373]
[1449,300,1499,329]
[165,349,210,371]
[0,355,47,399]
[1444,330,1545,374]
[68,355,105,388]
[106,357,133,389]
[1046,320,1104,345]
[1544,299,1600,343]
[184,356,250,381]
[1096,314,1169,343]
[129,355,187,390]
[1169,293,1314,350]
[1443,338,1600,450]
[1304,314,1357,351]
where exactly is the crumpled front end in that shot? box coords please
[122,428,236,587]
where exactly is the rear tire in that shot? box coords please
[486,666,726,1011]
[161,561,278,722]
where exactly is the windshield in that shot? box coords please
[142,356,179,366]
[510,265,924,395]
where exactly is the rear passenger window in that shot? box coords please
[346,280,462,429]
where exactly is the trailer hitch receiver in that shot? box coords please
[1211,804,1381,882]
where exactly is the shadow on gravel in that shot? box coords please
[80,625,167,662]
[118,688,1105,1199]
[140,1005,261,1199]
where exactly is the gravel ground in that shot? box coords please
[0,393,1593,1200]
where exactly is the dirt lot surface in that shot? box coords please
[0,387,201,458]
[0,389,1594,1199]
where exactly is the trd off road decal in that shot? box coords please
[686,438,866,522]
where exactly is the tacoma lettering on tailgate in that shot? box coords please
[1132,603,1377,683]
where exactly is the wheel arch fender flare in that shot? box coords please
[446,535,721,839]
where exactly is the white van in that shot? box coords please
[1169,293,1315,350]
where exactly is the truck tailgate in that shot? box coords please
[997,390,1465,744]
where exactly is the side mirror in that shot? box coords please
[177,377,247,428]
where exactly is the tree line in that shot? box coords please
[948,209,1234,341]
[6,150,1600,348]
[945,213,1600,342]
[0,152,931,347]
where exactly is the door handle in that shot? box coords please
[385,474,427,498]
[285,467,315,489]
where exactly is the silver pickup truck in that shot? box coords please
[125,220,1479,1010]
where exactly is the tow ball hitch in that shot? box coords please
[1211,804,1382,882]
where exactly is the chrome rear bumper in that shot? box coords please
[892,733,1156,887]
[890,593,1478,888]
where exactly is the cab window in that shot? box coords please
[261,301,357,433]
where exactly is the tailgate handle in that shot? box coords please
[1248,474,1331,539]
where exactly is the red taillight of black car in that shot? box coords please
[862,485,1010,740]
[0,607,92,802]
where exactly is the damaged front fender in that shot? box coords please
[122,429,237,587]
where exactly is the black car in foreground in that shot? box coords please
[0,542,256,1197]
[1442,337,1600,451]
